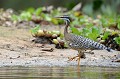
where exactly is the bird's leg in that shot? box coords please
[68,55,79,61]
[77,52,81,66]
[68,51,85,61]
[68,50,84,65]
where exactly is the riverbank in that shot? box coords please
[0,26,120,67]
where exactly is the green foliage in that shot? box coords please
[34,7,43,16]
[27,7,35,14]
[11,14,18,21]
[19,11,32,21]
[100,15,117,30]
[88,27,101,40]
[102,31,110,40]
[11,7,64,25]
[100,17,109,27]
[42,14,52,21]
[11,11,32,21]
[10,6,120,43]
[82,28,91,37]
[82,27,101,41]
[11,6,120,29]
[114,37,120,45]
[117,16,120,30]
[30,25,40,34]
[70,26,81,35]
[71,26,101,41]
[117,22,120,30]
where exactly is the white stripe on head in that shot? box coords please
[62,17,70,25]
[65,18,70,25]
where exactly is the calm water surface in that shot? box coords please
[0,66,119,79]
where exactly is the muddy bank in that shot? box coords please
[0,26,120,67]
[0,48,119,67]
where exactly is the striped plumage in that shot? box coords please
[56,15,112,65]
[57,15,112,52]
[65,33,112,52]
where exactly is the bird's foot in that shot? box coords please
[68,54,82,61]
[68,54,81,65]
[68,56,78,61]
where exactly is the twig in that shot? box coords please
[41,48,54,52]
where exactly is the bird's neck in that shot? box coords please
[64,20,69,35]
[64,24,68,34]
[64,20,70,40]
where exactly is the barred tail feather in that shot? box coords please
[105,47,114,52]
[91,41,113,52]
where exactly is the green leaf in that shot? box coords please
[71,18,80,26]
[88,33,97,40]
[11,14,18,21]
[70,26,81,35]
[90,27,100,40]
[51,18,59,24]
[102,31,110,40]
[86,22,94,28]
[20,11,32,21]
[59,33,64,39]
[82,28,91,37]
[92,27,100,34]
[117,22,120,30]
[100,17,109,27]
[27,7,35,14]
[34,8,43,16]
[45,15,52,21]
[114,37,120,45]
[30,25,40,34]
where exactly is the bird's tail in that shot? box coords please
[106,47,114,52]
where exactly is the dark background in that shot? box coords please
[0,0,120,15]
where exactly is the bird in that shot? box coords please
[56,15,113,65]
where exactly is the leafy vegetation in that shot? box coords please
[7,6,120,50]
[30,25,66,49]
[114,37,120,45]
[30,25,40,36]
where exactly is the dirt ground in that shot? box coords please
[0,26,120,67]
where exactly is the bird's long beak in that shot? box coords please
[54,16,62,19]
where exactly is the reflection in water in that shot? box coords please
[0,66,119,79]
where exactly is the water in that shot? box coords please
[0,66,119,79]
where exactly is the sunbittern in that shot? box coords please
[56,15,113,65]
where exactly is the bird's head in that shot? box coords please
[55,15,71,25]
